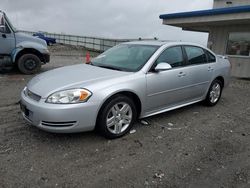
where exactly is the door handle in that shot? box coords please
[178,72,186,77]
[2,34,6,38]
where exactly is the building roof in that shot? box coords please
[159,5,250,20]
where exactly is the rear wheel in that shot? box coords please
[96,95,137,139]
[17,54,41,74]
[204,79,223,106]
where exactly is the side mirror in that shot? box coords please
[154,62,172,72]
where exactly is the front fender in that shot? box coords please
[11,41,48,62]
[90,75,147,119]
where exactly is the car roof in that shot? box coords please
[123,40,207,48]
[123,40,170,46]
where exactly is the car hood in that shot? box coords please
[27,64,131,98]
[15,32,47,47]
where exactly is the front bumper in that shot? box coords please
[20,91,99,133]
[42,53,50,63]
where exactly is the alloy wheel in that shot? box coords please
[106,102,132,134]
[209,82,221,103]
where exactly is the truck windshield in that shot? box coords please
[91,44,159,72]
[4,14,17,32]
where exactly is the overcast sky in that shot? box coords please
[1,0,213,45]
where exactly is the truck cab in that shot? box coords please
[0,11,50,74]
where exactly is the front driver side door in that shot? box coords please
[145,46,191,114]
[0,19,15,55]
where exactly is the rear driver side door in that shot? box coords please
[182,46,214,99]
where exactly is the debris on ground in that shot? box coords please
[153,172,165,179]
[140,120,150,125]
[0,147,12,154]
[168,122,174,126]
[153,121,189,131]
[130,129,136,134]
[166,126,189,131]
[157,150,164,154]
[156,136,163,139]
[134,139,143,147]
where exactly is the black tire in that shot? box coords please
[17,54,41,74]
[96,95,137,139]
[204,79,223,106]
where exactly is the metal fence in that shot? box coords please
[20,30,157,52]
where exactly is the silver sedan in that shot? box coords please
[20,41,231,138]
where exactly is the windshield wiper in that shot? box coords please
[95,65,124,71]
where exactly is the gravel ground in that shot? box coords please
[0,45,250,188]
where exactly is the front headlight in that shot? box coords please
[46,89,92,104]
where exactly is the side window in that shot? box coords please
[0,14,4,33]
[184,46,207,65]
[206,50,216,63]
[0,23,11,34]
[155,46,184,68]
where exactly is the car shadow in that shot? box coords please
[0,67,19,74]
[23,102,206,145]
[24,125,108,146]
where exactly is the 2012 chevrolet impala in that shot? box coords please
[20,41,231,138]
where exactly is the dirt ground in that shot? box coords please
[0,45,250,188]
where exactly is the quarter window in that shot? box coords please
[206,50,216,63]
[184,46,207,65]
[226,32,250,57]
[155,46,184,68]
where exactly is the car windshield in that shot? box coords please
[91,44,159,72]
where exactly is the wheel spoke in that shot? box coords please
[111,107,117,116]
[114,104,120,113]
[123,115,131,123]
[114,123,122,134]
[107,116,115,127]
[215,84,219,91]
[121,104,130,114]
[123,119,130,124]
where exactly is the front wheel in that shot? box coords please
[96,95,137,139]
[204,79,223,106]
[17,54,41,74]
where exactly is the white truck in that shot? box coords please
[0,11,50,74]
